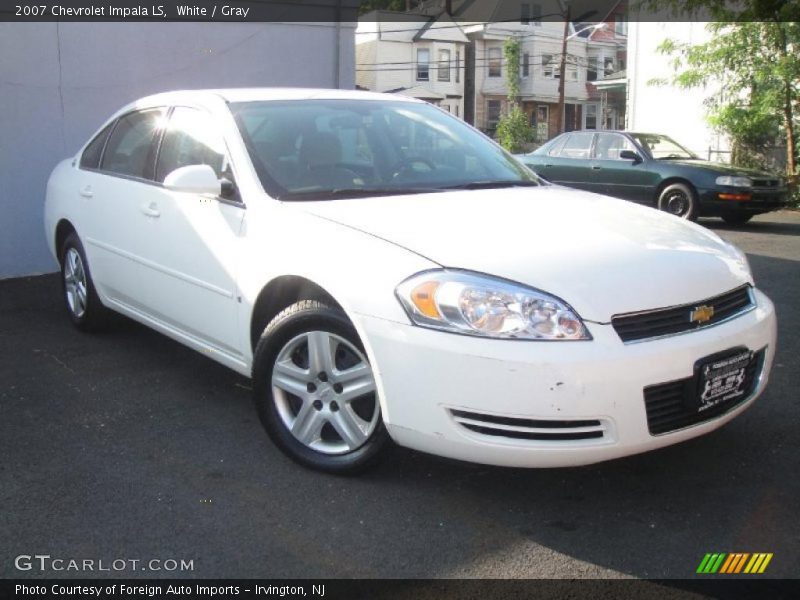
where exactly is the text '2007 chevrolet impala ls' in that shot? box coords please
[44,89,777,474]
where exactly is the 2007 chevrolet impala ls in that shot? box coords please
[44,89,776,473]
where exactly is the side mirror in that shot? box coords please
[163,165,221,196]
[619,150,642,163]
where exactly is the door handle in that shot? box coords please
[79,186,93,198]
[591,165,602,170]
[543,164,553,168]
[141,202,161,218]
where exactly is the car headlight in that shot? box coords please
[716,176,752,187]
[395,270,591,340]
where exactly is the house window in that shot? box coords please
[521,3,530,24]
[587,57,598,81]
[542,54,553,78]
[487,99,502,129]
[488,47,502,78]
[521,52,530,77]
[532,3,541,26]
[604,56,615,76]
[456,50,461,83]
[438,49,451,82]
[417,48,430,81]
[584,104,598,130]
[567,56,578,81]
[615,15,628,36]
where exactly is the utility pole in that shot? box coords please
[556,4,571,134]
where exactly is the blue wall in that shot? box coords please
[0,22,355,278]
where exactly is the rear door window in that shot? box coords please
[100,109,165,179]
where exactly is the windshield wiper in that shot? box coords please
[279,187,445,201]
[437,180,541,190]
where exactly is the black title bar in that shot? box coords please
[1,0,799,22]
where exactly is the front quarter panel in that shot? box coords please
[236,199,438,364]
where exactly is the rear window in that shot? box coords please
[79,122,114,170]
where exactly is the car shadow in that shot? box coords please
[702,212,800,236]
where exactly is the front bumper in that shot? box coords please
[699,187,789,215]
[357,288,776,468]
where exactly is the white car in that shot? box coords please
[44,89,777,473]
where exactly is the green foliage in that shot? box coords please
[504,37,522,100]
[653,19,799,180]
[495,37,534,152]
[496,105,534,154]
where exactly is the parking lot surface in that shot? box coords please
[1,211,798,580]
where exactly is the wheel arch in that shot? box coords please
[655,177,697,202]
[54,219,78,264]
[249,275,344,353]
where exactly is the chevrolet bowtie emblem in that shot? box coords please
[691,305,715,324]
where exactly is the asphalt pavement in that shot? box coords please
[1,211,798,581]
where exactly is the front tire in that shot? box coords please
[252,300,390,474]
[60,232,110,331]
[657,182,698,220]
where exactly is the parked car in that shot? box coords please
[45,89,776,474]
[515,131,789,224]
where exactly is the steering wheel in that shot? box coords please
[391,156,437,180]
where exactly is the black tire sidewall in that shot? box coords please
[252,302,389,474]
[60,232,106,330]
[658,183,698,221]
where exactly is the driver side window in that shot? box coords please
[156,107,231,185]
[594,133,636,160]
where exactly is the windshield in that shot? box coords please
[631,134,697,160]
[229,99,540,199]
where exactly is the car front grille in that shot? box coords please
[450,409,607,441]
[612,286,754,343]
[643,348,765,435]
[751,178,782,188]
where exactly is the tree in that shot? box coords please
[495,37,534,153]
[645,1,799,191]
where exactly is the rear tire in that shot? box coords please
[252,300,390,474]
[657,182,698,221]
[721,213,754,226]
[60,232,111,331]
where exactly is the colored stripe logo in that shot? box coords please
[697,553,773,574]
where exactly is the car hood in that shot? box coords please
[297,186,752,322]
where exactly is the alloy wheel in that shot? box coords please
[64,247,88,318]
[271,331,379,455]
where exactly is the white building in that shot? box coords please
[627,21,730,160]
[356,10,469,117]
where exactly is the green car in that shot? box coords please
[515,131,789,225]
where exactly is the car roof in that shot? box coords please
[128,87,423,110]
